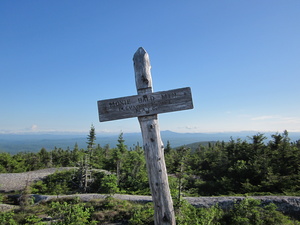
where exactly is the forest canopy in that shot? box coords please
[0,130,299,197]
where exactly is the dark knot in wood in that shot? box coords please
[163,213,170,222]
[141,75,149,84]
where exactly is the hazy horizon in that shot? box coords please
[1,129,299,154]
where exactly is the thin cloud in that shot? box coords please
[251,115,279,121]
[185,126,200,130]
[31,124,38,131]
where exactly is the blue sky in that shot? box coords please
[1,1,300,134]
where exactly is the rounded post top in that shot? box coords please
[134,47,147,57]
[133,47,153,93]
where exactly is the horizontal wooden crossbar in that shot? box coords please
[98,87,193,122]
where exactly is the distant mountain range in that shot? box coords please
[0,131,299,154]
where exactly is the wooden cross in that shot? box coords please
[97,47,193,225]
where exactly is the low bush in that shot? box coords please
[1,196,299,224]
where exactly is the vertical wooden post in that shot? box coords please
[133,47,176,225]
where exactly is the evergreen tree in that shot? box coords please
[173,146,191,205]
[38,148,51,168]
[113,132,127,185]
[165,140,172,154]
[87,124,96,157]
[116,132,127,154]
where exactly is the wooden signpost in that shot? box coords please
[98,47,193,225]
[98,87,193,122]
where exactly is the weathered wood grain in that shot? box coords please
[134,47,176,225]
[138,115,176,225]
[98,87,193,122]
[133,47,153,91]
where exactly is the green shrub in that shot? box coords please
[129,202,154,225]
[100,174,119,195]
[224,198,300,225]
[24,215,46,225]
[48,200,96,225]
[90,197,134,223]
[128,200,224,225]
[0,211,17,225]
[175,200,223,225]
[31,170,75,195]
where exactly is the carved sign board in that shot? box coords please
[98,87,193,122]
